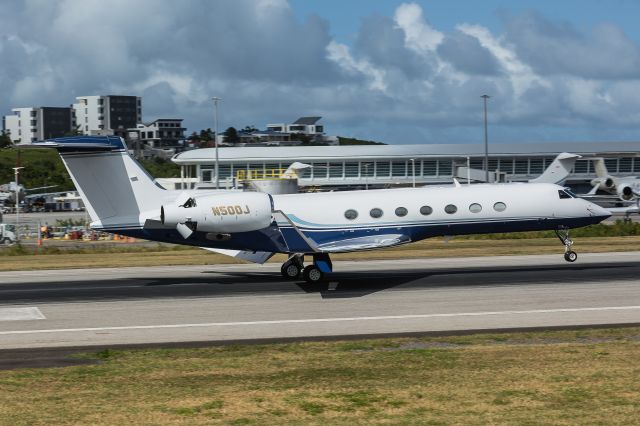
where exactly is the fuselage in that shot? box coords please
[123,182,610,254]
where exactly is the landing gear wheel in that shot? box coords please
[303,265,324,283]
[555,227,578,263]
[281,262,301,279]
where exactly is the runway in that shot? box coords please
[1,252,640,350]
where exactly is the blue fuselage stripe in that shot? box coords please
[103,215,606,254]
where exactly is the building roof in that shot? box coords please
[292,116,321,125]
[172,141,640,164]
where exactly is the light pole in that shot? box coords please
[13,167,24,241]
[363,163,371,190]
[410,158,416,188]
[481,94,491,183]
[212,97,222,189]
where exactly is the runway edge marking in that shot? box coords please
[1,305,640,334]
[0,307,46,322]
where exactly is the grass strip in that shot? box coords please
[1,327,640,424]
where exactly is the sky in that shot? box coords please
[2,0,640,145]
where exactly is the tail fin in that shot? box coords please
[529,152,581,184]
[591,158,609,179]
[31,136,166,228]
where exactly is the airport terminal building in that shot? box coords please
[171,142,640,190]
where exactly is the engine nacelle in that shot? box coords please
[590,176,615,192]
[617,184,634,201]
[161,192,273,236]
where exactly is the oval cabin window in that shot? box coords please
[493,202,507,212]
[469,203,482,213]
[370,208,383,218]
[344,209,358,220]
[420,206,433,216]
[395,207,408,217]
[444,204,458,214]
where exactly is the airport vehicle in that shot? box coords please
[32,136,610,283]
[0,223,17,244]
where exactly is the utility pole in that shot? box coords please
[13,167,24,241]
[212,97,222,189]
[481,94,491,183]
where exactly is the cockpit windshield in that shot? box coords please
[558,189,576,199]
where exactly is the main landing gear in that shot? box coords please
[555,227,577,262]
[280,253,333,283]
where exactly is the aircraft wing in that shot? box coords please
[316,234,411,253]
[200,248,275,264]
[25,185,58,192]
[606,206,639,214]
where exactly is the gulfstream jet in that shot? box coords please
[32,136,611,283]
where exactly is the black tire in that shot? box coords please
[564,251,577,262]
[2,238,10,245]
[281,262,301,279]
[303,265,324,283]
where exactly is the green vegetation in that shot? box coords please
[223,126,240,144]
[2,327,640,424]
[0,131,12,148]
[138,157,180,178]
[0,147,181,189]
[338,136,385,145]
[0,148,74,190]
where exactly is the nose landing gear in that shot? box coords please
[555,227,577,262]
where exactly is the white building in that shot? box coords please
[127,119,185,148]
[171,141,640,191]
[3,107,72,143]
[267,116,324,135]
[72,95,141,137]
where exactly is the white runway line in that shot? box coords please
[1,305,640,335]
[0,307,46,321]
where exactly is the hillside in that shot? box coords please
[338,136,385,145]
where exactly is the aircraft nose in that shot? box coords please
[587,202,612,219]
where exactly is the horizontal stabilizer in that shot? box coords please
[29,136,126,152]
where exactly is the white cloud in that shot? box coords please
[394,3,444,53]
[326,41,387,92]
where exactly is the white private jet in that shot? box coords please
[31,136,611,283]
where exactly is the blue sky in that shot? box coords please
[1,0,640,145]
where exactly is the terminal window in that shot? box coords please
[329,162,343,178]
[438,160,452,176]
[422,160,437,176]
[345,162,359,177]
[619,158,632,173]
[376,162,390,177]
[392,161,407,177]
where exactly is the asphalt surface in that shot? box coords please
[0,252,639,364]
